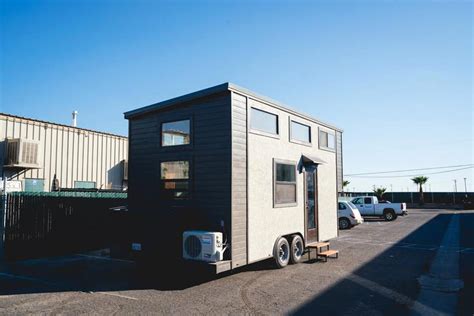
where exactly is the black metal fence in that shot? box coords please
[3,191,127,260]
[341,191,474,205]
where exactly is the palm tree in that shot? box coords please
[412,176,429,205]
[342,180,350,196]
[373,187,387,201]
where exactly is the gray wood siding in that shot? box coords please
[0,114,127,191]
[231,92,248,268]
[336,131,343,193]
[128,92,232,259]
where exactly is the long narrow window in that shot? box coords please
[162,120,190,146]
[274,160,297,206]
[74,181,96,189]
[250,108,279,135]
[160,161,190,199]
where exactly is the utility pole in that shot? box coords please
[464,178,467,193]
[1,169,7,261]
[429,184,434,203]
[453,179,457,204]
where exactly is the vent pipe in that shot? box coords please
[72,111,78,127]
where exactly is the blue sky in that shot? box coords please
[1,0,472,191]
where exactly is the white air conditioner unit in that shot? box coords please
[183,231,224,263]
[5,138,41,168]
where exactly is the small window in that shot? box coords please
[162,120,190,146]
[250,108,278,135]
[74,181,96,189]
[274,160,297,206]
[319,130,335,150]
[160,161,190,199]
[290,121,311,143]
[24,179,44,192]
[338,202,347,210]
[364,197,372,204]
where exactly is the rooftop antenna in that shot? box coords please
[72,111,78,127]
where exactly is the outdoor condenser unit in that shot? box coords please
[183,231,224,263]
[4,138,41,168]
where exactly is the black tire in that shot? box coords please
[339,217,351,230]
[273,237,290,268]
[383,209,397,221]
[290,235,304,264]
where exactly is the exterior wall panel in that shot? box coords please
[127,92,232,261]
[231,92,248,268]
[247,98,338,262]
[336,131,343,193]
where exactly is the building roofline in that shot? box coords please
[0,112,127,138]
[124,82,343,132]
[123,83,230,119]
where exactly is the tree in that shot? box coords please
[373,187,387,200]
[342,180,350,196]
[412,176,429,205]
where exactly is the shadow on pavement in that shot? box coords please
[0,248,280,294]
[293,212,473,315]
[1,213,472,316]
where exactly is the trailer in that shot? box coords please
[124,83,343,273]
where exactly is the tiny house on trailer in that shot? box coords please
[124,83,343,273]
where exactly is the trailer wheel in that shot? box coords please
[290,235,304,264]
[273,237,290,268]
[383,209,397,221]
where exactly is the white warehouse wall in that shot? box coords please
[0,113,128,191]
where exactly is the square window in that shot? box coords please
[319,130,335,151]
[290,121,311,143]
[162,120,190,146]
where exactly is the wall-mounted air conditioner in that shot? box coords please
[4,138,41,168]
[183,231,224,263]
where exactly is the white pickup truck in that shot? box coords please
[351,196,407,221]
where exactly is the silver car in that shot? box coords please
[338,200,364,229]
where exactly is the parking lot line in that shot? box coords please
[75,254,135,264]
[344,273,439,315]
[0,272,58,288]
[95,291,139,301]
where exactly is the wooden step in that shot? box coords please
[306,241,330,250]
[317,249,339,262]
[306,242,331,261]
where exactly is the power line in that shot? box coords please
[347,166,474,178]
[345,164,474,176]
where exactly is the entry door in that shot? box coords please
[304,166,318,243]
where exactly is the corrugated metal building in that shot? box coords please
[0,113,128,192]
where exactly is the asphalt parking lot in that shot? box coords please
[0,209,472,315]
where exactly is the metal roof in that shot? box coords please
[124,83,343,132]
[0,112,127,138]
